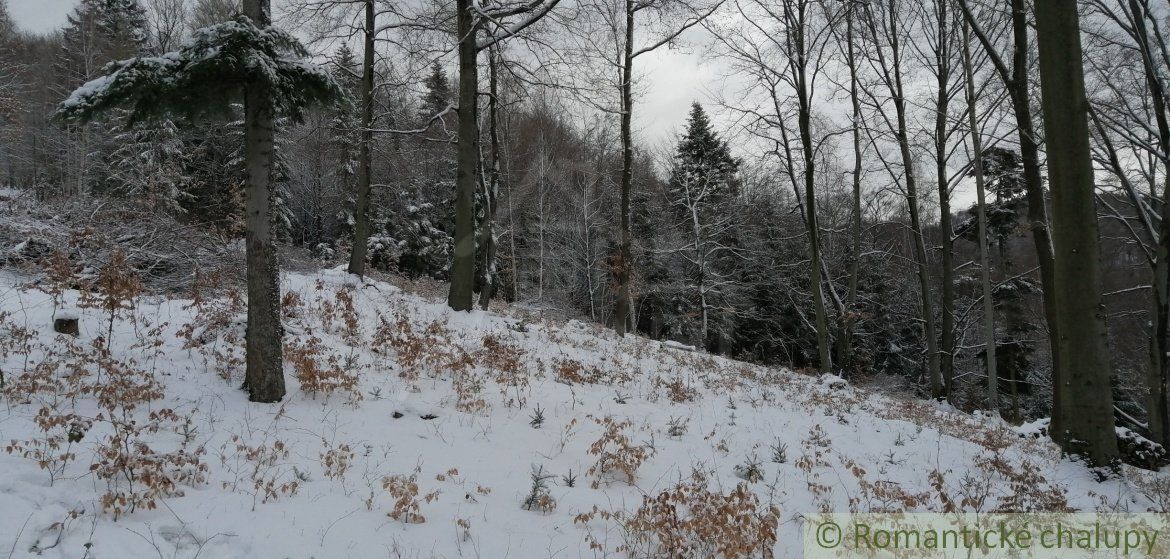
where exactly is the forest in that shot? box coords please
[1,0,1169,557]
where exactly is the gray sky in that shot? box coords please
[9,0,75,32]
[6,0,708,145]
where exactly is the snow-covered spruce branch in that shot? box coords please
[57,16,344,125]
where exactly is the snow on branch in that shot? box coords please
[59,16,345,125]
[475,0,562,52]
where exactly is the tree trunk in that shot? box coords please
[963,20,998,416]
[957,0,1063,433]
[478,48,501,310]
[933,0,955,398]
[1009,0,1064,433]
[689,201,709,347]
[1034,0,1119,469]
[448,0,478,311]
[242,0,285,403]
[614,0,635,335]
[838,5,863,373]
[346,0,375,277]
[883,2,942,398]
[1128,0,1170,448]
[794,17,831,374]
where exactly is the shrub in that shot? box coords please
[576,470,779,559]
[221,437,300,509]
[285,337,361,401]
[383,470,439,524]
[654,375,697,403]
[481,334,528,407]
[587,416,653,487]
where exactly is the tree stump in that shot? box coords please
[53,311,79,337]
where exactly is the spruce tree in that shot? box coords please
[56,0,152,196]
[662,103,741,349]
[419,62,451,126]
[59,8,343,403]
[61,0,150,80]
[365,62,455,279]
[668,103,738,211]
[329,45,360,240]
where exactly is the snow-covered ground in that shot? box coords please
[0,268,1166,559]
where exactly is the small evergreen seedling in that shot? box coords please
[667,416,689,438]
[529,405,546,429]
[770,440,788,464]
[561,469,577,488]
[522,465,556,512]
[734,455,764,483]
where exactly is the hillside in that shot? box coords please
[0,266,1166,559]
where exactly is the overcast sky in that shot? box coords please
[6,0,713,146]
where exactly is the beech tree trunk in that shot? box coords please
[346,0,375,277]
[1127,0,1170,449]
[958,0,1062,430]
[962,20,998,415]
[1034,0,1119,469]
[478,48,502,310]
[932,0,955,397]
[448,0,478,311]
[791,3,831,374]
[614,0,635,335]
[242,0,285,403]
[1008,0,1063,431]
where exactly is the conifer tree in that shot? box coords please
[368,63,455,280]
[668,103,738,209]
[56,0,152,196]
[662,103,741,348]
[59,3,343,403]
[420,62,452,126]
[329,45,360,240]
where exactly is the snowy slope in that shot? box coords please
[0,269,1166,559]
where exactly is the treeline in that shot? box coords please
[1,0,1168,470]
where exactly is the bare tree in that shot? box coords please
[962,17,998,415]
[912,0,964,396]
[1084,0,1170,448]
[348,0,376,277]
[569,0,724,333]
[190,0,238,29]
[448,0,563,311]
[830,0,865,373]
[957,0,1063,427]
[146,0,190,52]
[860,0,943,397]
[714,0,838,371]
